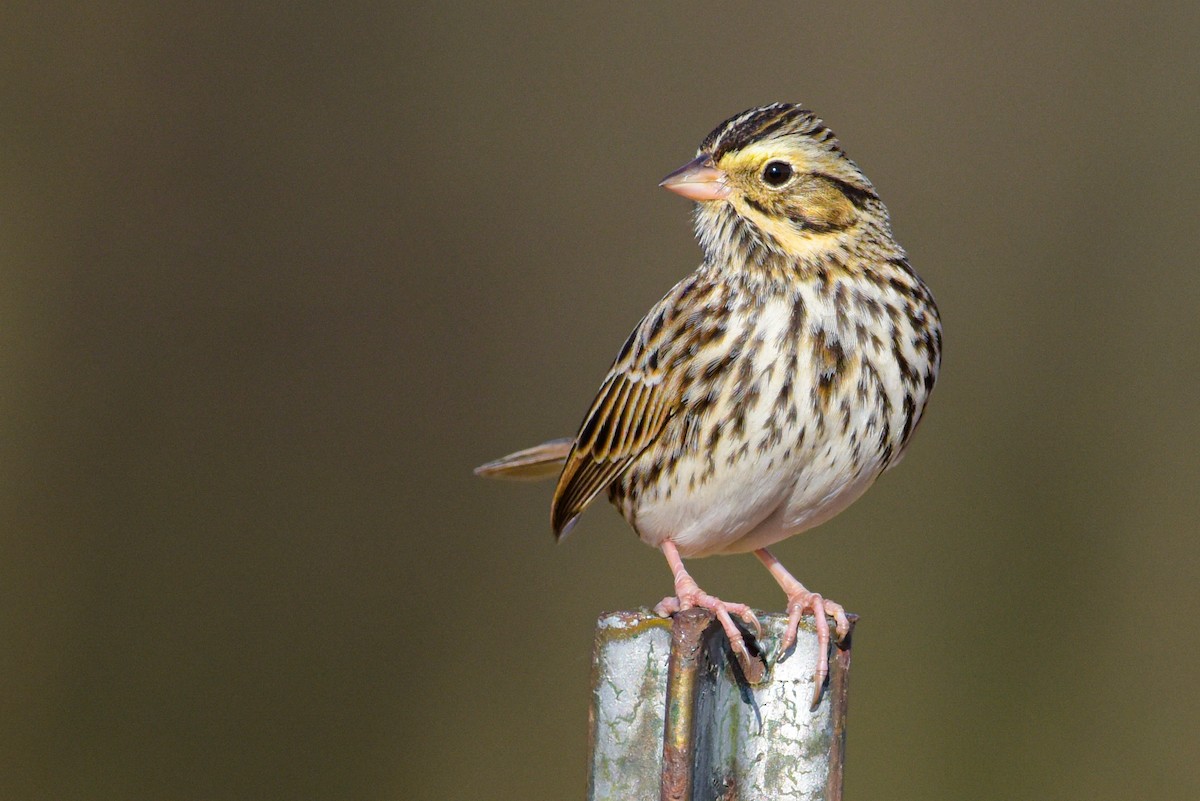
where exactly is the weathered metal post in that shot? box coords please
[588,608,854,801]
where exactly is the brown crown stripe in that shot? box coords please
[703,104,814,159]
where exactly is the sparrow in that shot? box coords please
[477,103,941,703]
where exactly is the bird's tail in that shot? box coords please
[473,437,572,481]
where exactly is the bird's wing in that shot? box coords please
[550,325,676,538]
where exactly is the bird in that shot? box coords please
[476,103,941,703]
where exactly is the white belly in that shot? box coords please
[633,436,884,558]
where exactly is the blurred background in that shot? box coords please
[3,2,1198,799]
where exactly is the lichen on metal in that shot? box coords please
[587,608,854,801]
[589,610,674,801]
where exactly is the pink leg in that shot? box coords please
[754,548,850,707]
[653,541,762,656]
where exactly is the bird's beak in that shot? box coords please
[659,155,731,202]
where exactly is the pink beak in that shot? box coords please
[659,155,732,202]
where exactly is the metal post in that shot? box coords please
[588,608,854,801]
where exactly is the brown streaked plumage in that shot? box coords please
[475,103,941,705]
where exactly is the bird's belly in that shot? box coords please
[627,447,796,559]
[723,463,879,554]
[631,427,887,558]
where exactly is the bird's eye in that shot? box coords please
[761,161,794,187]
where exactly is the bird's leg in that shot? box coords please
[653,540,762,656]
[754,548,850,706]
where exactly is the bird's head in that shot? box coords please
[660,103,888,268]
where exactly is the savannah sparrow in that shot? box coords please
[477,103,941,701]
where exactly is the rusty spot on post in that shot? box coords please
[660,608,710,801]
[660,609,771,801]
[825,615,856,801]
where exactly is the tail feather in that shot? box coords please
[474,437,572,481]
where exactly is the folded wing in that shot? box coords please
[551,343,674,537]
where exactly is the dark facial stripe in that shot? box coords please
[813,173,878,209]
[743,197,771,217]
[744,195,850,235]
[786,211,852,234]
[742,177,863,235]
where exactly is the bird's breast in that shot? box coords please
[613,266,940,558]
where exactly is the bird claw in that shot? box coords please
[779,589,848,709]
[652,595,680,617]
[655,588,762,656]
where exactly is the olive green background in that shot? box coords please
[3,3,1198,799]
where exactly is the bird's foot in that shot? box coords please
[780,588,850,707]
[654,583,762,658]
